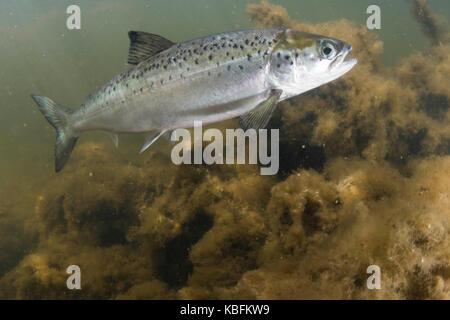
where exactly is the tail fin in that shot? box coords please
[31,95,78,172]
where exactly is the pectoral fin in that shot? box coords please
[238,89,282,130]
[140,130,168,154]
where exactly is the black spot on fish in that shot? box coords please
[245,39,249,45]
[231,56,235,60]
[208,71,211,76]
[239,65,244,70]
[247,54,252,61]
[216,61,220,66]
[240,45,244,50]
[277,52,281,58]
[226,52,230,56]
[203,45,208,51]
[233,44,238,49]
[227,65,231,71]
[163,65,167,70]
[285,55,290,60]
[290,61,294,65]
[277,64,281,68]
[209,54,213,60]
[195,59,199,65]
[187,67,190,71]
[140,88,143,92]
[160,79,164,85]
[295,53,299,58]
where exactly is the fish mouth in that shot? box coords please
[329,45,358,73]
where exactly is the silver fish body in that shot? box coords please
[75,29,284,133]
[31,28,357,172]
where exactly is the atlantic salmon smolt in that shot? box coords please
[31,28,357,172]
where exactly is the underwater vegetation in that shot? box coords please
[0,0,449,299]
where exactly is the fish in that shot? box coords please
[31,28,357,172]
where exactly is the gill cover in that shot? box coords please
[267,29,356,100]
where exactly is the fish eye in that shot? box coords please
[320,41,337,59]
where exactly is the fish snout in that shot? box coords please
[328,42,357,72]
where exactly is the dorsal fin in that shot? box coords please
[127,31,175,65]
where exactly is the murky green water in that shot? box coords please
[0,0,449,300]
[1,0,448,181]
